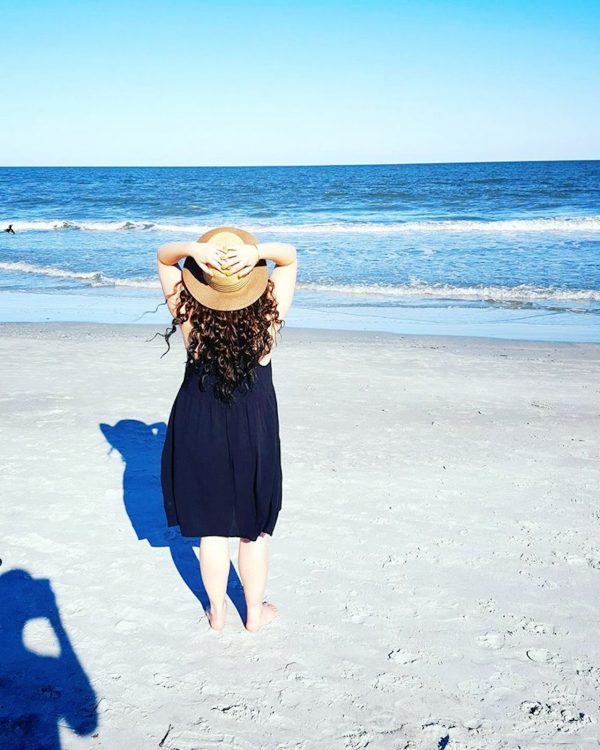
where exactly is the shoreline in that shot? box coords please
[0,288,598,344]
[1,320,600,352]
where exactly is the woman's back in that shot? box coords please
[179,318,282,368]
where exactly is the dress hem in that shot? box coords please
[166,521,278,542]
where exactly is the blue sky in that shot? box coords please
[1,0,599,166]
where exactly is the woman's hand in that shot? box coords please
[219,243,260,277]
[191,242,228,278]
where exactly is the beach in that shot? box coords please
[1,321,598,749]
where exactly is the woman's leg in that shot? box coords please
[199,536,230,630]
[238,532,279,631]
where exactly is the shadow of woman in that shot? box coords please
[99,419,247,623]
[0,568,98,749]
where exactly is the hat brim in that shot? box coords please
[182,256,270,312]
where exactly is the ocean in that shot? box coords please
[1,162,599,342]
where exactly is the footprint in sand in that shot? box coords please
[526,648,557,663]
[153,673,178,689]
[476,631,505,649]
[211,701,261,722]
[458,678,494,696]
[519,618,556,635]
[283,661,316,685]
[341,728,374,749]
[372,672,422,693]
[388,648,420,664]
[519,698,592,734]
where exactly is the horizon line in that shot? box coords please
[1,158,599,169]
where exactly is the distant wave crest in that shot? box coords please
[297,280,600,302]
[0,261,156,288]
[260,217,600,234]
[1,260,598,302]
[3,216,600,234]
[1,219,165,233]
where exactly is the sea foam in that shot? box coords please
[3,216,600,234]
[1,260,598,302]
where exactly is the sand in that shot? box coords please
[0,322,598,749]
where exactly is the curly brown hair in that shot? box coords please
[157,277,284,405]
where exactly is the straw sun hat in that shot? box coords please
[182,227,269,312]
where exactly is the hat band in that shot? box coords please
[208,275,251,293]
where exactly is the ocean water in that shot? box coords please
[0,162,599,342]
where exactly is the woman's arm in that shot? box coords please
[220,241,297,320]
[157,240,195,266]
[157,240,224,272]
[258,243,298,321]
[157,241,224,314]
[157,242,188,315]
[256,242,297,267]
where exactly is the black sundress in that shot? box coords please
[161,357,283,541]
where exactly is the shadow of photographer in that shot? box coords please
[0,568,98,749]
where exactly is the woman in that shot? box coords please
[157,227,297,633]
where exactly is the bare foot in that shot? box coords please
[245,601,279,632]
[207,599,227,631]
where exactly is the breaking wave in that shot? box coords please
[3,216,600,234]
[1,261,598,302]
[0,261,157,288]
